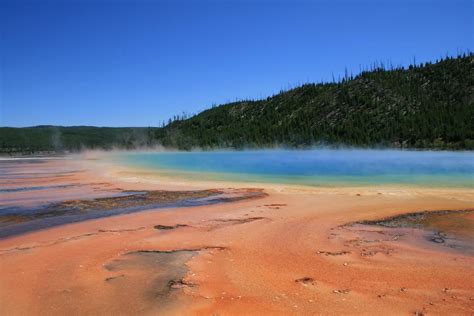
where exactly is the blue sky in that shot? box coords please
[1,0,472,127]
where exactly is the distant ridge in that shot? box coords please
[1,53,472,154]
[0,126,158,154]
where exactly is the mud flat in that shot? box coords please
[0,156,473,315]
[0,188,265,238]
[355,209,474,255]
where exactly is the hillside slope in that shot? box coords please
[157,54,473,150]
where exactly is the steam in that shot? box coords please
[50,127,63,150]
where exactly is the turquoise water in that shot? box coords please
[113,149,474,188]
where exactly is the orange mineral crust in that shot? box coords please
[0,157,473,315]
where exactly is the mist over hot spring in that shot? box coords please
[99,149,474,188]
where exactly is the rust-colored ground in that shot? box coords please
[0,156,473,315]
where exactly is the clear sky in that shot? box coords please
[1,0,472,127]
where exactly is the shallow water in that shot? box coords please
[113,149,474,187]
[0,189,264,239]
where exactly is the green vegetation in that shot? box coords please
[158,53,473,150]
[0,126,158,155]
[1,53,472,154]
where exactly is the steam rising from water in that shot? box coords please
[107,149,474,187]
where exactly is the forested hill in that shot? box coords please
[0,126,159,154]
[1,54,473,154]
[156,53,473,150]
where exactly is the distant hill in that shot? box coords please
[1,53,472,154]
[157,53,473,150]
[0,126,158,155]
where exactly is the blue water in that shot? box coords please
[113,149,474,188]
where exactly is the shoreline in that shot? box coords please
[0,156,473,315]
